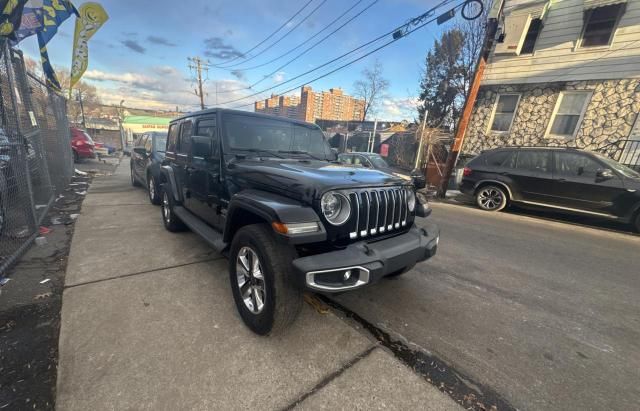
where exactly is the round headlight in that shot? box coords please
[407,189,416,212]
[321,192,351,226]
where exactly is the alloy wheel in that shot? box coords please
[148,177,155,201]
[236,246,267,314]
[478,188,504,210]
[162,192,170,223]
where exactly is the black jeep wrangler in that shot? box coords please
[159,109,439,335]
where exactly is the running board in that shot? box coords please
[172,206,228,252]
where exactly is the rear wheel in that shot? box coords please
[161,187,186,232]
[476,185,508,212]
[147,174,160,205]
[131,166,142,187]
[229,224,302,335]
[633,212,640,233]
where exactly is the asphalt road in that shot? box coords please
[334,202,640,411]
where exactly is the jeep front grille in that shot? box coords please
[346,187,410,239]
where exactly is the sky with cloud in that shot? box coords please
[18,0,461,120]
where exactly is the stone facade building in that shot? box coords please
[463,0,640,163]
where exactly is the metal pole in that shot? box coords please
[414,112,428,169]
[77,89,86,128]
[370,119,378,152]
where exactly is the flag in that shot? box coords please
[36,0,78,92]
[69,2,107,96]
[12,0,44,44]
[0,0,29,40]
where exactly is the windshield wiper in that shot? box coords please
[237,148,284,158]
[277,150,324,161]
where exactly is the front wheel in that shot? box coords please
[476,185,508,212]
[229,224,302,335]
[131,166,142,187]
[148,175,161,205]
[161,187,186,232]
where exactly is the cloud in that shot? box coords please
[203,37,244,60]
[273,71,286,83]
[121,40,145,54]
[231,70,245,81]
[379,97,419,121]
[147,35,177,47]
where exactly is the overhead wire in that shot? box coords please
[227,0,469,110]
[215,0,328,69]
[211,0,314,67]
[217,0,460,106]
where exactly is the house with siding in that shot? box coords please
[463,0,640,166]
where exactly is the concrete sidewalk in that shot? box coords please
[56,161,460,410]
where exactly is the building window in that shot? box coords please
[546,92,591,138]
[580,4,624,48]
[488,94,521,133]
[521,18,543,54]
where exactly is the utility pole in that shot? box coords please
[437,0,504,197]
[188,56,211,110]
[76,89,86,128]
[414,112,428,169]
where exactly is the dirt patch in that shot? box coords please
[0,169,105,410]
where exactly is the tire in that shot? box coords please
[633,212,640,233]
[475,185,508,212]
[229,224,302,335]
[73,150,79,163]
[160,186,186,232]
[131,166,142,187]
[147,174,161,205]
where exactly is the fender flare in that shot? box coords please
[224,189,326,244]
[160,165,182,203]
[473,180,514,200]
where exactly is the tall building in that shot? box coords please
[254,86,365,122]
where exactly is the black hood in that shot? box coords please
[226,158,407,203]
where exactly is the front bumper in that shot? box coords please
[292,222,439,292]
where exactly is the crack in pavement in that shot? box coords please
[279,345,378,410]
[321,295,516,411]
[64,256,225,289]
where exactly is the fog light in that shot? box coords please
[343,270,352,281]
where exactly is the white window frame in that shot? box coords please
[545,91,592,140]
[577,4,625,50]
[487,93,521,134]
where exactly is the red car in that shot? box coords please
[70,127,96,162]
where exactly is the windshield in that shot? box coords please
[82,132,94,145]
[222,114,331,160]
[593,152,640,178]
[369,155,389,169]
[153,133,167,152]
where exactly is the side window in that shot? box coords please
[489,94,520,132]
[167,124,179,153]
[196,118,219,158]
[515,150,551,173]
[555,152,602,178]
[178,120,193,155]
[353,156,362,165]
[144,135,152,152]
[484,150,515,168]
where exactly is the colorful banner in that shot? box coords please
[12,0,43,44]
[69,2,107,97]
[0,0,29,40]
[37,0,77,93]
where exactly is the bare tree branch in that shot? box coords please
[353,59,389,121]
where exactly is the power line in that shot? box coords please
[216,0,328,69]
[221,0,366,72]
[229,0,469,110]
[244,0,379,89]
[217,0,460,107]
[212,0,314,67]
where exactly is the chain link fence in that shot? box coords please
[0,41,74,274]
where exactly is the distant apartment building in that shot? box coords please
[254,86,365,122]
[463,0,640,166]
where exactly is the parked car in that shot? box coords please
[70,127,95,162]
[459,147,640,231]
[159,109,439,335]
[338,152,427,189]
[130,132,167,205]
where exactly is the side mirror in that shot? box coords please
[596,169,614,182]
[133,147,147,156]
[191,136,212,159]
